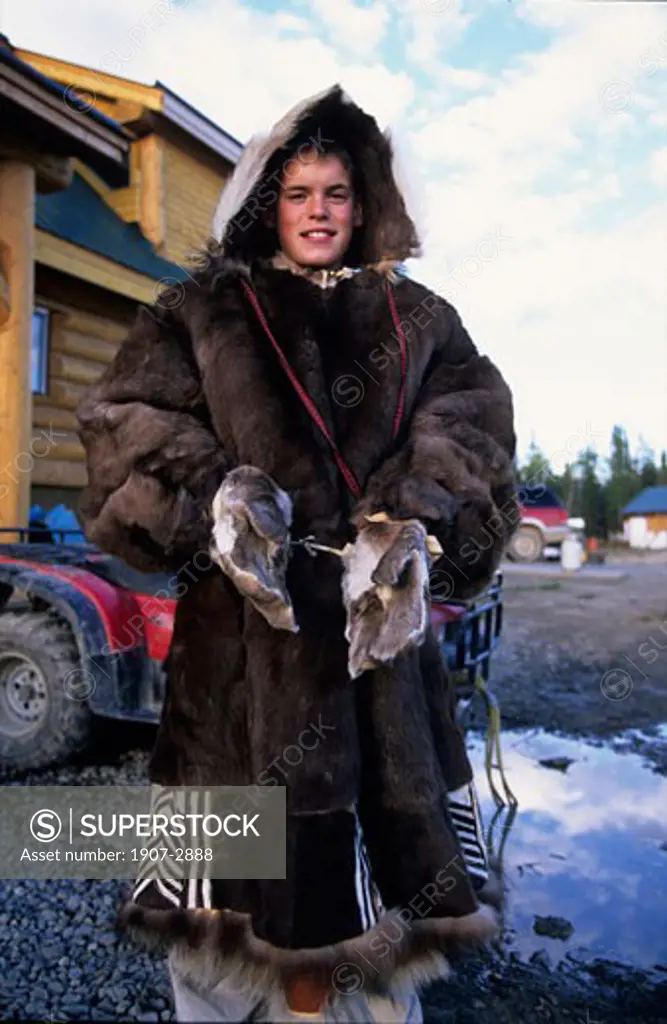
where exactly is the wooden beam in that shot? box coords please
[108,189,141,224]
[0,161,35,530]
[34,155,73,195]
[0,240,9,327]
[0,60,129,171]
[56,307,129,343]
[32,402,79,432]
[107,141,142,224]
[75,155,144,229]
[139,134,165,250]
[71,159,110,201]
[15,49,163,111]
[88,97,145,125]
[49,350,108,387]
[0,135,73,193]
[46,377,88,413]
[34,276,135,327]
[35,230,163,304]
[31,457,88,489]
[51,326,120,364]
[31,428,84,463]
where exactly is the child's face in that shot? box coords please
[276,151,362,269]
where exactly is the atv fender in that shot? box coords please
[0,560,145,717]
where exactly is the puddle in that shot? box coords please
[467,728,667,970]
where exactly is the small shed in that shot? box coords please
[621,487,667,550]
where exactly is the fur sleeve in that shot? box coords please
[76,296,231,573]
[351,302,519,600]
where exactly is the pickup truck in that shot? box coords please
[507,484,572,563]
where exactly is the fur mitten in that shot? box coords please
[341,514,442,679]
[210,466,298,631]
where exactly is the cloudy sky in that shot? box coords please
[2,0,665,466]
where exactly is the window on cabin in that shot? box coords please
[31,306,50,395]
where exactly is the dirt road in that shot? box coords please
[489,556,667,774]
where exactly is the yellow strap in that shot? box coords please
[475,672,517,808]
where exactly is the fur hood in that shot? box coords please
[212,84,421,269]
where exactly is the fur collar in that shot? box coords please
[268,251,359,290]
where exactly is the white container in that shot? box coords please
[628,516,648,549]
[561,534,583,572]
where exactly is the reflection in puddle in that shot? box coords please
[467,729,667,969]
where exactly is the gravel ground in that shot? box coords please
[1,555,666,1023]
[0,748,175,1024]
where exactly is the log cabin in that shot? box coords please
[0,36,241,535]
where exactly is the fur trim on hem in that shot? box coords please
[117,899,498,1002]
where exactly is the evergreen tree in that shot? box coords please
[576,447,606,538]
[659,451,667,485]
[517,428,664,538]
[636,435,658,489]
[552,461,576,512]
[605,426,639,534]
[519,437,552,486]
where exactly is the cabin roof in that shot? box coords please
[36,172,188,282]
[622,486,667,516]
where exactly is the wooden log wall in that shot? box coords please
[162,137,230,265]
[31,271,134,492]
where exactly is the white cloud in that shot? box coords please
[403,0,667,460]
[4,0,666,461]
[470,731,667,841]
[5,0,416,144]
[273,12,312,35]
[412,193,667,462]
[414,5,667,176]
[307,0,390,59]
[392,0,473,69]
[649,146,667,189]
[438,65,492,92]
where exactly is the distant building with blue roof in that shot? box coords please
[621,487,667,550]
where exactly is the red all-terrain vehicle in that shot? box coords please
[0,528,504,774]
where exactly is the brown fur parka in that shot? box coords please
[76,85,517,1006]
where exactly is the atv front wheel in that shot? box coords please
[0,610,92,772]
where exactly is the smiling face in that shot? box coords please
[275,150,363,269]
